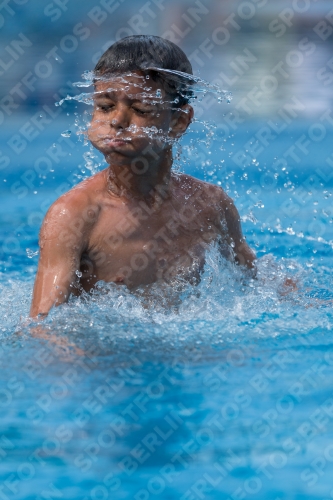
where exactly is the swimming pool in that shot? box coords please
[1,117,333,499]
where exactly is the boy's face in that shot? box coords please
[88,72,188,163]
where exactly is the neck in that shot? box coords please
[105,147,173,205]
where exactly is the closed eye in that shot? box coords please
[96,104,114,112]
[132,107,153,115]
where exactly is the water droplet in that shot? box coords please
[61,130,71,137]
[26,249,39,259]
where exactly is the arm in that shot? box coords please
[221,193,256,270]
[30,200,86,318]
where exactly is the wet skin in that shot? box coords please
[30,73,255,318]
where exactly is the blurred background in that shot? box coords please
[1,0,333,266]
[1,0,332,116]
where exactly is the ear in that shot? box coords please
[169,105,194,138]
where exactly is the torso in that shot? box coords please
[70,171,231,291]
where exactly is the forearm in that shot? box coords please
[30,269,73,318]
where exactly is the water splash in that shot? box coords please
[3,242,331,344]
[58,69,232,107]
[61,130,72,137]
[143,67,232,102]
[26,249,39,259]
[54,69,234,182]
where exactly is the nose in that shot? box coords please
[110,104,129,130]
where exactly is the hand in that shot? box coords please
[16,318,85,357]
[278,277,298,296]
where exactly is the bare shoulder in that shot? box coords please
[174,173,234,211]
[175,173,255,268]
[40,171,106,240]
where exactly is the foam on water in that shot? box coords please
[1,243,331,357]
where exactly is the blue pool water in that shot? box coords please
[1,117,333,499]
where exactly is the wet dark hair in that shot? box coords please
[94,35,194,107]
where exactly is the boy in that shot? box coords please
[30,35,255,318]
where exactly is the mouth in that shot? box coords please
[102,137,130,148]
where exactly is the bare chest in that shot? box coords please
[79,201,224,290]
